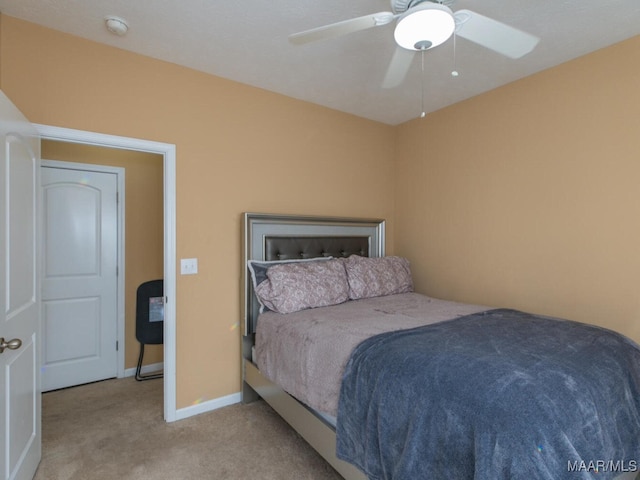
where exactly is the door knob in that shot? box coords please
[0,337,22,354]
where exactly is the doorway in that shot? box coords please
[35,124,178,422]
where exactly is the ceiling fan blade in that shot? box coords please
[453,10,540,59]
[289,11,395,45]
[382,47,415,88]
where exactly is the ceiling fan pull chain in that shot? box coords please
[451,33,459,77]
[420,48,426,118]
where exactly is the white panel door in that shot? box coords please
[0,91,41,480]
[41,166,118,392]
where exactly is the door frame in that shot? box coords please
[35,124,178,423]
[41,159,126,382]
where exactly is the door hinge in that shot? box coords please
[116,341,119,351]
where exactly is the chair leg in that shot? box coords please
[135,343,163,381]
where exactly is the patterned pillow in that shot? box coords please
[253,258,349,314]
[248,257,332,313]
[342,255,413,300]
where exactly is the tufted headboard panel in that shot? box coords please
[264,236,369,261]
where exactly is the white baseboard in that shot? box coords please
[123,362,164,378]
[122,361,241,420]
[175,392,242,421]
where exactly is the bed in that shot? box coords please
[241,213,640,480]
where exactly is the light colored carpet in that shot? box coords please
[35,378,344,480]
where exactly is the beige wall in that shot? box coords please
[395,35,640,344]
[42,141,164,370]
[3,13,639,410]
[0,15,396,408]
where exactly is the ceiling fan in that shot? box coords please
[289,0,540,88]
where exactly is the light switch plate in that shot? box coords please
[180,258,198,275]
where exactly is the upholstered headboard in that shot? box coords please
[241,213,385,358]
[263,236,369,261]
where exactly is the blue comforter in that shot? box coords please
[336,309,640,480]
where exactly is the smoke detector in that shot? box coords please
[105,16,129,36]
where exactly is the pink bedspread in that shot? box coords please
[255,292,488,416]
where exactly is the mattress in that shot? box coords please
[254,292,488,417]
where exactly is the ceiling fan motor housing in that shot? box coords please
[391,0,455,14]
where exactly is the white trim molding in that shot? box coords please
[124,362,164,379]
[175,392,242,421]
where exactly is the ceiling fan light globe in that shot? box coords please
[394,4,455,51]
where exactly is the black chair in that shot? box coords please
[135,279,164,381]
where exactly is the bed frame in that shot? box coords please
[240,213,640,480]
[241,213,384,480]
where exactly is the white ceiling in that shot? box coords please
[0,0,638,125]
